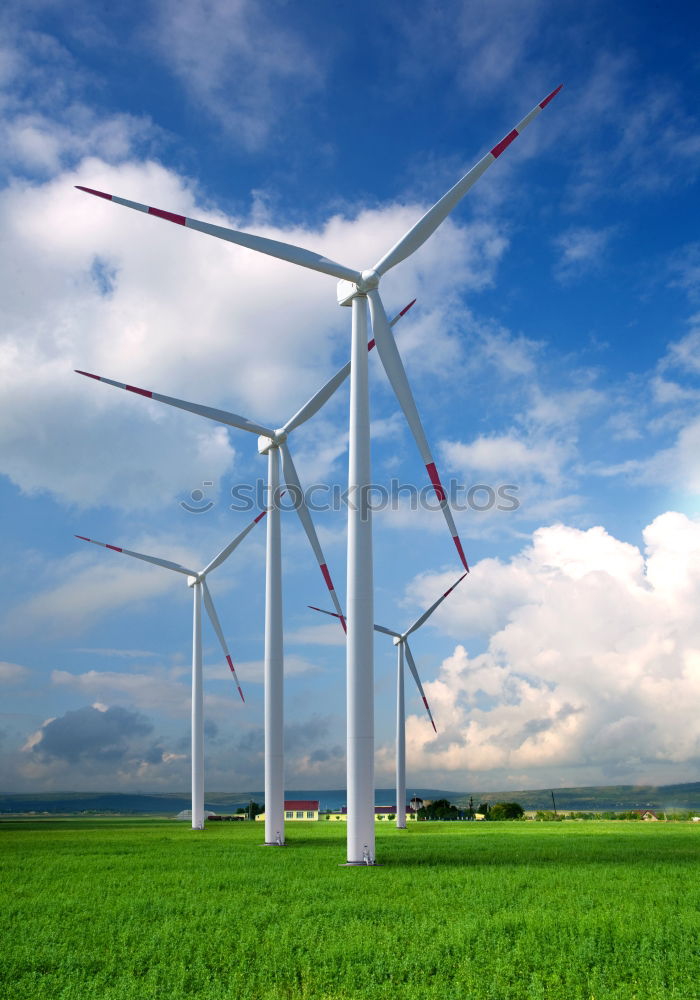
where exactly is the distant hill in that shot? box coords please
[451,781,700,812]
[0,788,451,815]
[1,782,698,815]
[0,792,258,815]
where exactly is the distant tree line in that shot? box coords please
[416,799,526,820]
[417,799,463,820]
[235,801,263,819]
[476,802,524,820]
[534,809,697,821]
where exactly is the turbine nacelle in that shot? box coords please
[257,431,287,454]
[187,574,201,588]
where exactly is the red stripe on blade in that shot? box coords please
[75,535,90,541]
[453,535,469,571]
[237,686,245,703]
[340,617,347,634]
[367,339,376,351]
[320,563,334,591]
[254,510,267,523]
[226,655,235,674]
[443,572,468,598]
[75,370,101,380]
[422,697,437,731]
[106,544,123,553]
[491,129,519,158]
[125,384,153,398]
[309,605,342,620]
[425,462,446,502]
[540,84,563,108]
[76,186,113,201]
[148,206,186,226]
[399,298,417,316]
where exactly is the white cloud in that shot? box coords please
[286,622,346,648]
[0,661,31,683]
[442,434,569,485]
[661,317,700,376]
[623,417,700,496]
[669,244,700,303]
[0,155,511,512]
[565,52,700,206]
[553,226,617,282]
[52,667,191,716]
[1,526,264,637]
[149,0,323,150]
[395,513,700,787]
[387,0,551,98]
[5,548,184,637]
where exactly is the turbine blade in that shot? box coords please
[76,186,362,284]
[308,606,400,638]
[282,362,354,437]
[372,86,563,277]
[308,605,343,620]
[367,289,469,571]
[404,572,468,638]
[282,298,416,435]
[374,624,402,638]
[404,642,437,733]
[201,580,244,702]
[75,370,275,438]
[201,508,267,577]
[281,443,346,632]
[74,535,197,577]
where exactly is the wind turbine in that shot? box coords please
[77,85,562,862]
[75,509,265,831]
[311,570,466,829]
[75,299,411,844]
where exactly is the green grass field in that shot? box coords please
[1,819,698,999]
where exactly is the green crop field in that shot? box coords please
[1,819,698,999]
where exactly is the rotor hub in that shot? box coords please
[336,269,380,307]
[359,269,380,291]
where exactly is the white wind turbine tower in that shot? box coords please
[311,570,466,829]
[77,84,562,863]
[75,300,410,844]
[75,510,265,830]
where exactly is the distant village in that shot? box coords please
[194,798,699,823]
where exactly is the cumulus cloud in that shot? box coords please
[394,513,700,788]
[18,703,196,787]
[0,152,511,512]
[25,704,153,763]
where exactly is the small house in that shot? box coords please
[255,800,319,822]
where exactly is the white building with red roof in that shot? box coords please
[256,800,319,822]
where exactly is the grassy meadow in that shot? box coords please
[1,818,698,999]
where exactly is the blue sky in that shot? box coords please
[2,0,700,797]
